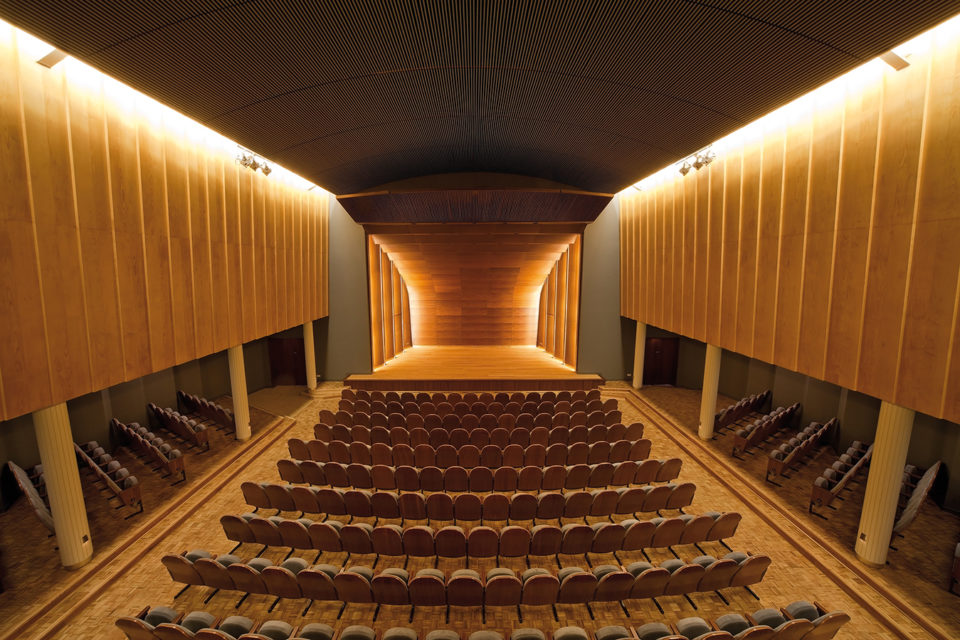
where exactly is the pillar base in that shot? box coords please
[63,556,93,570]
[303,386,325,398]
[856,555,886,569]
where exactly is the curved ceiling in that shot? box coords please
[2,1,958,194]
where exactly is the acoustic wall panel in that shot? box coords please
[0,25,328,421]
[620,30,960,423]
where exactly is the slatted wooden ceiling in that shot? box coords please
[371,225,581,346]
[1,1,957,197]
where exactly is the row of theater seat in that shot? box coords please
[5,461,54,533]
[635,599,849,640]
[113,420,187,484]
[809,442,872,514]
[220,511,741,561]
[178,390,236,432]
[162,550,770,618]
[336,398,617,419]
[241,484,696,521]
[276,458,683,492]
[118,603,849,640]
[713,391,771,433]
[765,420,835,481]
[74,441,142,514]
[342,389,602,405]
[314,423,643,447]
[149,403,211,450]
[731,404,801,457]
[319,409,623,430]
[288,439,652,468]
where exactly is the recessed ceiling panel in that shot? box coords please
[2,1,957,195]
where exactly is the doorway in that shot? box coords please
[269,337,306,386]
[643,337,679,386]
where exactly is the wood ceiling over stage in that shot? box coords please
[2,1,957,198]
[370,224,581,346]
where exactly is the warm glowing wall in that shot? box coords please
[620,22,960,422]
[368,237,412,367]
[536,236,582,367]
[0,25,329,421]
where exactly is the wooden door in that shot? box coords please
[643,337,679,386]
[269,337,306,386]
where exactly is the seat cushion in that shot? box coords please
[557,567,585,583]
[382,568,409,582]
[521,567,550,583]
[280,558,309,574]
[468,632,503,640]
[297,623,335,640]
[181,611,217,633]
[415,568,446,580]
[348,566,374,582]
[486,567,515,580]
[383,629,418,640]
[144,606,179,626]
[216,554,242,567]
[626,561,653,576]
[219,616,255,637]
[592,564,619,579]
[257,620,294,640]
[450,569,480,580]
[596,626,630,640]
[340,626,376,640]
[675,617,711,637]
[785,600,819,621]
[424,631,460,640]
[715,614,749,634]
[247,558,273,572]
[553,627,588,640]
[750,608,785,627]
[634,623,672,640]
[185,550,213,562]
[510,629,545,640]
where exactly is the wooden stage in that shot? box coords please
[344,345,604,391]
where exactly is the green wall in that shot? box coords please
[578,198,628,380]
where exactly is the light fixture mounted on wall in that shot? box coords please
[236,149,272,175]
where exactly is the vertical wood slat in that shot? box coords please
[391,262,403,355]
[19,48,93,401]
[545,264,557,354]
[0,27,51,417]
[368,237,384,368]
[0,30,330,421]
[537,283,547,348]
[380,248,395,361]
[617,35,960,423]
[401,280,413,349]
[565,236,582,368]
[555,250,568,361]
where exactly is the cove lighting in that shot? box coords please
[624,11,960,194]
[4,19,325,194]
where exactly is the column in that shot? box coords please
[33,403,93,569]
[855,401,915,566]
[303,321,320,394]
[228,344,251,441]
[631,322,647,389]
[698,344,722,440]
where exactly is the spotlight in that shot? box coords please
[678,161,692,176]
[701,149,716,166]
[692,155,704,170]
[236,150,273,176]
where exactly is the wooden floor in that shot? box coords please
[345,345,603,390]
[1,383,957,639]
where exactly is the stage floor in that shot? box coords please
[344,345,604,391]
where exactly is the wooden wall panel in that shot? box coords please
[66,76,125,392]
[368,238,384,368]
[545,265,557,354]
[0,25,329,421]
[719,150,741,350]
[736,140,761,354]
[365,240,412,368]
[565,236,582,368]
[857,54,929,401]
[619,33,960,423]
[796,95,843,378]
[753,129,785,364]
[555,251,568,362]
[0,33,50,418]
[773,114,812,372]
[904,34,960,418]
[380,250,395,361]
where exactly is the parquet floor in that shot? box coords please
[633,384,960,638]
[1,383,956,639]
